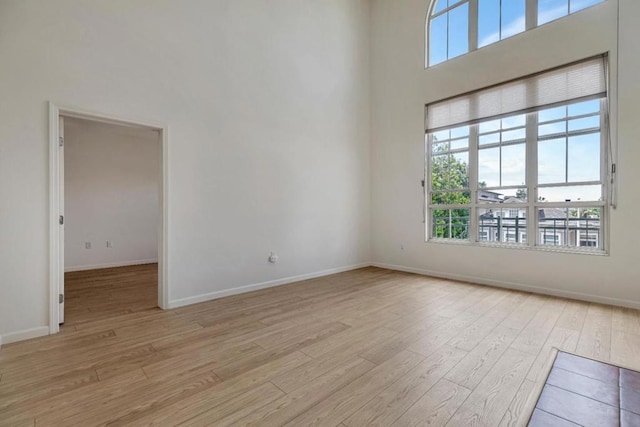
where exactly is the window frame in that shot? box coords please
[426,0,606,67]
[427,0,473,66]
[424,98,609,255]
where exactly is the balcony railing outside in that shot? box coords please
[434,215,601,248]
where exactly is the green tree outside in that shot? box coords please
[430,146,471,239]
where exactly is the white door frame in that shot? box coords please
[48,102,169,334]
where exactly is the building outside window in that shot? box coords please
[426,56,609,252]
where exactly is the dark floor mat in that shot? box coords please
[528,351,640,427]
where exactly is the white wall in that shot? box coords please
[0,0,371,343]
[370,0,640,308]
[64,118,160,271]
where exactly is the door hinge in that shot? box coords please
[59,136,64,147]
[59,215,64,225]
[421,180,425,188]
[59,294,64,304]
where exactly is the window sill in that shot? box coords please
[426,238,609,256]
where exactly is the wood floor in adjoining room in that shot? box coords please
[1,267,639,426]
[64,263,158,327]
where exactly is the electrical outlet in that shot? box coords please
[85,242,91,249]
[268,252,279,263]
[106,241,112,248]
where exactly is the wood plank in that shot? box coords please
[390,379,471,427]
[447,292,528,352]
[106,351,311,426]
[223,357,375,426]
[612,307,640,335]
[253,321,348,350]
[142,341,264,380]
[445,348,535,426]
[174,382,285,426]
[284,350,425,426]
[345,345,467,426]
[0,369,99,413]
[499,294,548,331]
[38,371,223,426]
[611,330,640,371]
[356,323,437,365]
[0,369,148,425]
[510,298,566,356]
[300,323,397,360]
[445,325,520,390]
[555,300,589,331]
[576,303,613,360]
[271,351,368,393]
[498,379,539,427]
[0,418,34,427]
[408,315,484,358]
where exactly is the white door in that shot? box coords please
[59,116,65,324]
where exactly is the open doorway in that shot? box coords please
[49,104,168,334]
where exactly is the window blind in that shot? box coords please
[426,55,608,133]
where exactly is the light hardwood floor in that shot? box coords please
[64,264,158,327]
[1,266,639,426]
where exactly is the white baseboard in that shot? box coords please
[372,262,640,310]
[0,326,50,346]
[65,259,158,272]
[167,262,371,309]
[5,261,633,347]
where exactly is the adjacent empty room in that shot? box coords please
[61,117,161,326]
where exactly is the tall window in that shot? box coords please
[425,56,609,252]
[427,0,605,66]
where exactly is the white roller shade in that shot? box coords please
[426,55,608,133]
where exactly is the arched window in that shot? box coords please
[427,0,605,66]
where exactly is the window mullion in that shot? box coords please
[446,10,450,60]
[526,112,538,247]
[469,123,479,242]
[565,125,569,183]
[425,133,432,240]
[600,98,608,251]
[469,0,479,53]
[600,98,608,200]
[526,0,538,30]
